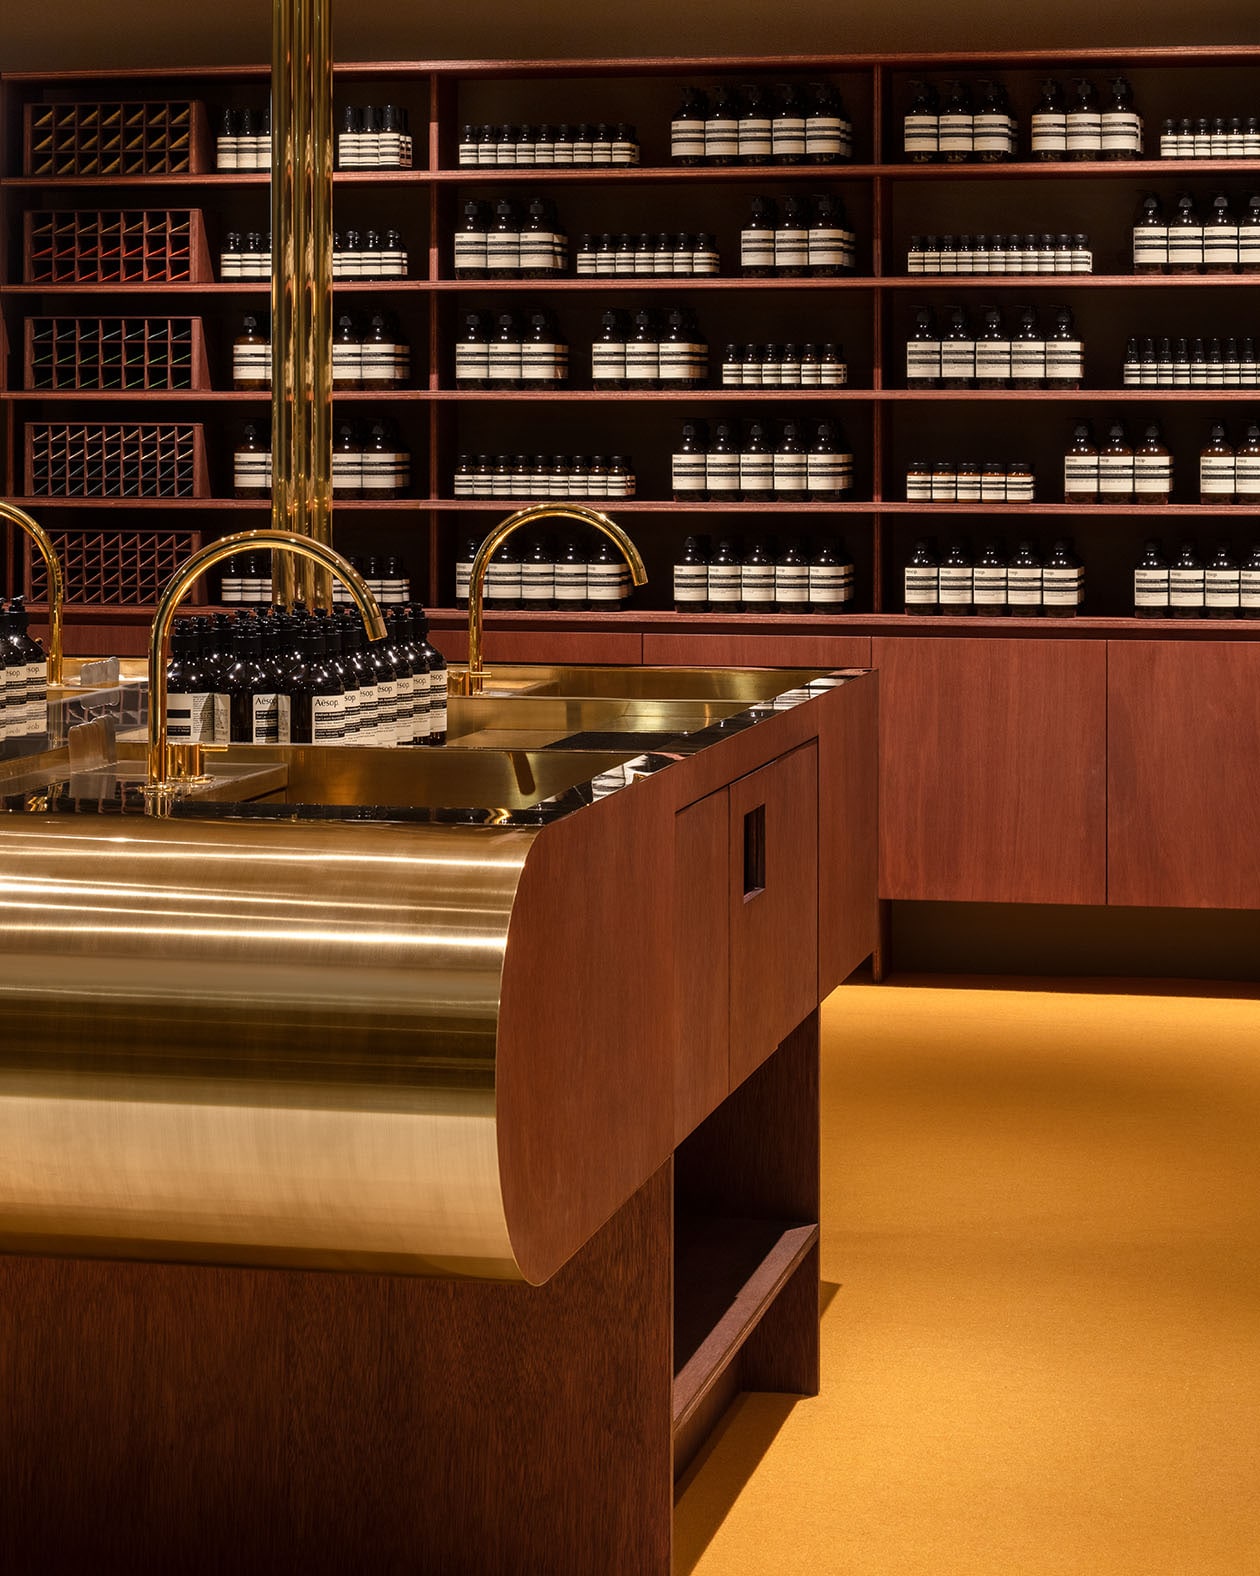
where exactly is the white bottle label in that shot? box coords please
[975,341,1011,380]
[1065,111,1102,154]
[1007,568,1042,605]
[1045,341,1083,380]
[592,343,626,381]
[1031,111,1067,155]
[1011,342,1045,379]
[708,565,742,605]
[938,112,973,155]
[672,454,707,492]
[772,454,807,493]
[671,120,706,158]
[809,565,849,606]
[1205,569,1241,608]
[939,566,973,605]
[455,343,489,381]
[1168,227,1203,265]
[251,693,286,744]
[233,344,270,384]
[774,229,808,269]
[775,566,809,605]
[904,568,938,606]
[1043,567,1083,606]
[974,567,1007,605]
[1134,568,1170,609]
[739,454,773,493]
[454,233,488,272]
[167,692,213,743]
[904,113,938,156]
[940,341,976,380]
[741,564,776,602]
[674,565,708,603]
[738,118,772,158]
[1236,455,1260,492]
[1200,456,1236,494]
[487,343,522,382]
[807,229,848,268]
[973,113,1014,154]
[1100,111,1142,154]
[906,341,942,380]
[1242,570,1260,608]
[805,117,846,157]
[1204,226,1239,266]
[1098,456,1134,495]
[806,454,848,492]
[1170,569,1205,607]
[1133,456,1172,493]
[705,119,739,159]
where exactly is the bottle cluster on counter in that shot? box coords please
[0,598,49,747]
[671,83,852,165]
[233,419,412,498]
[905,539,1084,615]
[720,342,847,387]
[591,308,708,387]
[452,452,636,499]
[1062,417,1260,503]
[458,122,639,167]
[906,458,1035,502]
[336,104,413,168]
[1122,335,1260,388]
[232,310,410,389]
[1134,540,1260,617]
[166,607,447,748]
[454,535,634,610]
[454,198,569,277]
[672,418,853,500]
[1159,117,1260,158]
[456,310,569,386]
[576,232,719,276]
[906,234,1092,275]
[1133,193,1260,273]
[906,305,1083,388]
[221,554,413,606]
[215,107,272,170]
[739,195,856,275]
[673,535,854,613]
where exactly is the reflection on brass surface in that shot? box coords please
[0,501,64,684]
[0,816,534,1277]
[145,529,385,800]
[465,665,823,703]
[459,507,649,695]
[447,693,750,748]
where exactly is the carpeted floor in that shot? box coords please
[674,976,1260,1575]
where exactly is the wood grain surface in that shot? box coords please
[874,637,1107,905]
[1108,640,1260,909]
[642,633,874,669]
[674,785,731,1145]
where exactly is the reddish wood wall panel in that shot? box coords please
[874,637,1107,905]
[817,672,879,986]
[674,787,730,1146]
[437,627,643,666]
[643,633,872,670]
[1108,640,1260,909]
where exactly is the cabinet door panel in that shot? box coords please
[874,637,1106,905]
[729,744,819,1090]
[674,787,730,1145]
[1109,640,1260,909]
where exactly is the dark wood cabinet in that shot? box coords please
[1108,640,1260,909]
[875,636,1107,905]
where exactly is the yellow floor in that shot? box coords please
[675,977,1260,1575]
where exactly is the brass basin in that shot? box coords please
[467,664,822,702]
[446,692,749,749]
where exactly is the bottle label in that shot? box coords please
[1241,570,1260,607]
[906,474,932,500]
[1100,111,1143,153]
[806,454,850,491]
[674,565,708,602]
[775,565,810,604]
[1006,475,1035,502]
[311,692,345,744]
[555,565,588,603]
[1238,233,1260,265]
[938,112,973,153]
[738,119,772,157]
[974,567,1007,604]
[705,120,739,159]
[233,344,271,383]
[1043,567,1084,606]
[1205,570,1241,607]
[521,564,554,602]
[624,344,659,381]
[705,455,741,493]
[1201,457,1236,493]
[672,455,707,492]
[903,113,939,155]
[772,455,807,492]
[955,474,982,501]
[941,342,976,380]
[455,343,490,380]
[739,455,773,492]
[1170,570,1206,607]
[1098,457,1134,494]
[975,341,1011,379]
[671,120,706,157]
[973,113,1014,154]
[930,473,956,501]
[1236,456,1260,490]
[740,230,775,269]
[1045,341,1084,380]
[586,565,624,604]
[1011,343,1045,378]
[1134,456,1172,492]
[939,567,973,604]
[807,230,848,268]
[1204,228,1239,264]
[1134,569,1170,608]
[488,563,523,600]
[454,234,488,271]
[805,117,846,157]
[487,344,523,381]
[1007,568,1042,604]
[1168,228,1203,264]
[659,346,695,382]
[771,118,806,157]
[906,342,942,379]
[904,568,939,605]
[809,565,849,606]
[1030,110,1067,153]
[1065,111,1102,152]
[251,693,290,744]
[980,475,1007,501]
[741,565,776,601]
[592,343,626,380]
[774,230,808,268]
[519,238,557,271]
[707,565,742,605]
[212,694,231,741]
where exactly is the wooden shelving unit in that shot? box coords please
[4,47,1260,651]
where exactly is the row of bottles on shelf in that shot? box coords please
[1134,540,1260,616]
[219,230,410,281]
[1063,417,1260,503]
[671,418,853,499]
[719,341,847,387]
[592,307,705,387]
[454,535,633,609]
[452,453,636,499]
[233,420,411,498]
[905,458,1035,503]
[458,122,639,167]
[738,195,857,275]
[671,84,853,165]
[336,105,414,169]
[456,309,569,386]
[905,538,1084,614]
[672,535,854,612]
[1159,117,1260,159]
[907,234,1093,274]
[1122,335,1260,388]
[214,108,272,170]
[231,311,411,389]
[1132,193,1260,273]
[574,232,719,277]
[904,77,1143,163]
[0,599,48,747]
[220,554,412,605]
[454,198,569,276]
[166,607,447,747]
[906,305,1083,388]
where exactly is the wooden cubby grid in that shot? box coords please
[3,47,1260,632]
[24,315,211,390]
[23,524,206,606]
[23,101,211,178]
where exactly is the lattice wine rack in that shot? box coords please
[24,316,211,391]
[23,100,211,177]
[24,422,210,498]
[23,526,206,607]
[23,209,212,284]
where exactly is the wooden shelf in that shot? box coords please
[1,389,422,402]
[4,496,422,510]
[432,164,880,184]
[884,158,1260,180]
[433,276,876,290]
[431,497,873,510]
[878,501,1260,514]
[0,170,434,189]
[882,274,1260,288]
[429,388,872,400]
[673,1217,818,1430]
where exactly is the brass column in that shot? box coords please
[270,0,334,609]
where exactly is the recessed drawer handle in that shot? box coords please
[744,803,766,899]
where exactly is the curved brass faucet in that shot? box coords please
[146,527,386,805]
[0,501,64,684]
[458,505,648,696]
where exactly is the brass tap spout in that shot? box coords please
[145,528,386,808]
[0,501,65,684]
[458,505,648,696]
